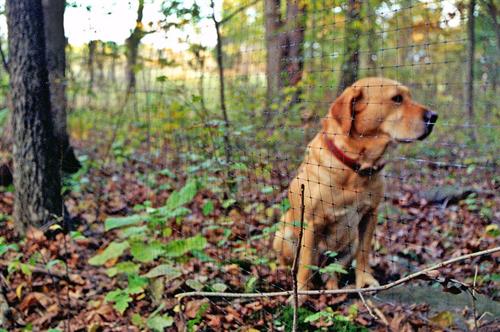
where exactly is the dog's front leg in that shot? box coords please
[355,210,379,289]
[296,224,315,291]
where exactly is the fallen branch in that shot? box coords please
[175,246,500,299]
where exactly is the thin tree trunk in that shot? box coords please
[484,0,499,93]
[87,40,97,93]
[465,0,476,140]
[7,0,62,233]
[338,0,362,94]
[265,0,282,109]
[126,0,145,93]
[42,0,81,174]
[211,0,234,192]
[366,0,378,76]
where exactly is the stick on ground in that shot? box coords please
[176,246,500,299]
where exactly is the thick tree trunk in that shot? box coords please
[338,0,362,94]
[42,0,80,173]
[265,0,282,107]
[465,0,476,139]
[126,0,145,93]
[7,0,62,233]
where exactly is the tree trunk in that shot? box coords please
[366,0,378,76]
[42,0,81,173]
[211,0,235,193]
[338,0,362,94]
[465,0,476,140]
[284,0,306,87]
[87,40,97,93]
[126,0,145,93]
[7,0,62,233]
[484,0,499,93]
[265,0,282,108]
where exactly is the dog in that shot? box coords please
[273,77,438,293]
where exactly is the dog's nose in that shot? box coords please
[423,110,438,125]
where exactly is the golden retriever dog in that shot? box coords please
[273,77,438,293]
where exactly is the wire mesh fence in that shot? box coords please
[0,0,498,330]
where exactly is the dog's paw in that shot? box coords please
[287,294,308,306]
[355,272,380,289]
[325,278,338,290]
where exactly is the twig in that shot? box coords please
[219,0,260,25]
[471,265,479,332]
[358,292,377,321]
[291,184,305,332]
[175,246,500,299]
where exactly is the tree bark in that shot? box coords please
[465,0,476,139]
[264,0,306,119]
[366,0,378,76]
[87,40,97,93]
[484,0,499,93]
[265,0,282,107]
[338,0,362,94]
[284,0,306,87]
[7,0,62,233]
[42,0,80,173]
[126,0,145,93]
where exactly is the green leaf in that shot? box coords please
[165,179,198,210]
[119,226,148,239]
[261,186,274,194]
[222,199,236,209]
[186,279,204,291]
[143,264,182,280]
[106,261,139,277]
[202,200,214,216]
[164,235,207,258]
[105,289,132,315]
[321,263,348,275]
[46,259,66,270]
[89,241,129,266]
[147,314,174,331]
[245,276,258,292]
[131,241,164,263]
[304,311,335,323]
[0,243,19,256]
[127,274,149,294]
[105,215,143,231]
[159,168,176,178]
[211,282,227,292]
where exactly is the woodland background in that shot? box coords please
[0,0,498,331]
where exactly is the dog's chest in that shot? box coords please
[320,189,375,252]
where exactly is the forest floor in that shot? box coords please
[0,138,498,331]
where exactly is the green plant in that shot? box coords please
[89,178,208,315]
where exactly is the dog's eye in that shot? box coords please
[392,95,403,103]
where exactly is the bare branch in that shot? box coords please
[176,246,500,299]
[219,0,260,25]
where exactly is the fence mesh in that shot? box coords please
[0,0,498,330]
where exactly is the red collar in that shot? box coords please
[323,134,385,177]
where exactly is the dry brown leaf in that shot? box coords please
[185,299,208,319]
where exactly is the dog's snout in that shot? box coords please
[423,110,438,125]
[418,110,438,140]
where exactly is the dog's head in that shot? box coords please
[324,77,438,143]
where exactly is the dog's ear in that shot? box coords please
[326,86,362,135]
